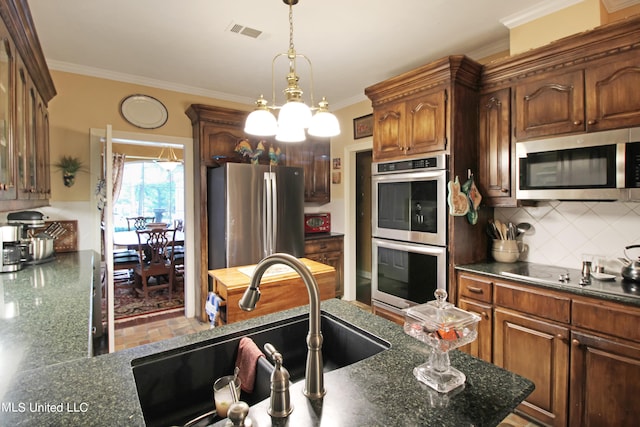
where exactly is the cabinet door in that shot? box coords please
[585,50,640,132]
[494,308,569,427]
[201,124,244,167]
[406,89,447,154]
[0,33,15,200]
[458,298,492,363]
[514,69,585,140]
[569,330,640,427]
[479,88,512,205]
[373,101,405,161]
[285,137,330,204]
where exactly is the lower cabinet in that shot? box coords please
[304,234,343,297]
[494,308,569,426]
[569,330,640,427]
[458,298,492,363]
[456,270,640,427]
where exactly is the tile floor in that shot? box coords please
[113,305,541,426]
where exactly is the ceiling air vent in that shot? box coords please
[227,22,263,39]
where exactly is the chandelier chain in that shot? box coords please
[288,3,294,52]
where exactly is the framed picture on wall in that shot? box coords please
[353,114,373,139]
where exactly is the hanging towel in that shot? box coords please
[205,293,222,328]
[235,337,265,393]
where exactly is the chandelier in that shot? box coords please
[244,0,340,142]
[154,145,182,171]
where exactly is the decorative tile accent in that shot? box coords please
[496,201,640,271]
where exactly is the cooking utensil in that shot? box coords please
[29,237,55,260]
[516,222,531,236]
[620,244,640,282]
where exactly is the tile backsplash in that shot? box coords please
[495,201,640,272]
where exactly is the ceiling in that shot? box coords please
[25,0,627,110]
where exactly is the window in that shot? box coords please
[113,161,184,231]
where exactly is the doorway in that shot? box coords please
[355,150,372,306]
[110,141,185,326]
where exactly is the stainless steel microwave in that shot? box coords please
[516,127,640,201]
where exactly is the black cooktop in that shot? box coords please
[500,263,640,298]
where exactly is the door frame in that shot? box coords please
[90,128,195,352]
[343,139,373,301]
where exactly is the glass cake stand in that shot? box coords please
[403,289,480,393]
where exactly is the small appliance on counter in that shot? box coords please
[7,211,58,264]
[0,224,24,272]
[304,212,331,234]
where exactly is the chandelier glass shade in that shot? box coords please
[154,146,182,171]
[244,0,340,142]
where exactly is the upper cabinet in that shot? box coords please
[285,136,330,205]
[514,50,640,140]
[371,88,447,161]
[0,0,56,211]
[480,16,640,206]
[478,88,512,205]
[365,56,481,164]
[585,50,640,132]
[514,69,585,140]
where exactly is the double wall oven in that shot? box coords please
[371,154,448,316]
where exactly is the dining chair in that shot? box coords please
[126,216,155,231]
[133,228,177,300]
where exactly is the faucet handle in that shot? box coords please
[225,401,251,427]
[263,342,293,418]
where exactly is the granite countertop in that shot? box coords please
[0,251,96,375]
[456,261,640,307]
[0,298,533,426]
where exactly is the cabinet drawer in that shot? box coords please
[572,299,640,343]
[494,282,570,324]
[458,273,493,303]
[305,237,343,254]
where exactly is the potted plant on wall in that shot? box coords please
[54,156,85,187]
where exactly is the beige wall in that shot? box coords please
[510,0,603,54]
[48,70,249,202]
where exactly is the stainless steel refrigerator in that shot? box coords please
[207,163,305,269]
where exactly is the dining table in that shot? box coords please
[112,229,185,250]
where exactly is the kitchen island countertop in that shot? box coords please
[0,295,534,426]
[0,251,97,374]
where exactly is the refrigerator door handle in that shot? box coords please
[271,172,278,255]
[264,171,277,256]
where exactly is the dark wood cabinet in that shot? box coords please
[304,234,343,297]
[285,136,330,204]
[514,69,585,140]
[569,330,640,427]
[478,88,513,206]
[585,50,640,132]
[457,269,640,427]
[457,272,493,363]
[494,307,569,426]
[371,89,447,161]
[0,1,55,210]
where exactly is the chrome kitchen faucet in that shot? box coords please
[238,253,325,400]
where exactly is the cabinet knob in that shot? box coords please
[481,311,489,320]
[573,120,582,126]
[587,119,597,125]
[572,338,580,347]
[500,188,509,193]
[405,146,411,151]
[556,333,564,341]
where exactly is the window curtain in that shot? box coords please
[112,153,126,202]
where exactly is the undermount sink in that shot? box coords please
[132,311,390,427]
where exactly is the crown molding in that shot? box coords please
[46,59,256,106]
[500,0,585,29]
[602,0,640,12]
